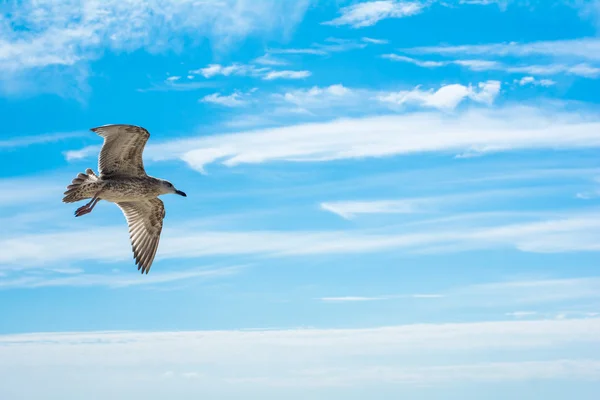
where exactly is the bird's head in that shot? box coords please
[159,180,187,197]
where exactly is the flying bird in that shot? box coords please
[63,124,187,274]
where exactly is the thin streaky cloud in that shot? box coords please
[2,212,600,269]
[64,105,600,169]
[253,53,288,66]
[362,37,389,44]
[144,105,600,172]
[402,37,600,61]
[319,294,443,302]
[268,48,328,55]
[0,0,313,73]
[201,92,248,107]
[322,1,425,28]
[0,267,241,289]
[383,54,600,78]
[319,187,555,219]
[263,70,311,80]
[0,132,84,149]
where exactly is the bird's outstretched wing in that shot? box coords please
[116,198,165,274]
[91,124,150,178]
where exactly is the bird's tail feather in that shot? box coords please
[62,168,99,203]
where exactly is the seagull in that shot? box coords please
[63,124,187,274]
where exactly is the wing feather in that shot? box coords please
[116,198,165,274]
[91,124,150,177]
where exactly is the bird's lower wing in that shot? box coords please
[116,198,165,274]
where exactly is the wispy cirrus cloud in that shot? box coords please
[189,63,267,78]
[362,37,389,44]
[268,37,375,57]
[319,187,541,219]
[516,76,556,87]
[322,1,425,28]
[320,294,443,302]
[150,105,600,172]
[263,70,312,80]
[201,90,257,107]
[267,81,499,118]
[403,37,600,62]
[64,104,600,170]
[0,0,312,72]
[383,54,600,78]
[187,62,310,81]
[0,266,240,290]
[2,212,600,272]
[0,0,312,94]
[253,53,288,66]
[0,131,84,150]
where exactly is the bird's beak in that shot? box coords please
[175,190,187,197]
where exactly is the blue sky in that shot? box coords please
[1,0,600,398]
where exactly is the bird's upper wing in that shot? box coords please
[116,198,165,274]
[91,124,150,177]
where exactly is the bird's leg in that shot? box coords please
[74,192,102,217]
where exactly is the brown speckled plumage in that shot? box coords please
[62,124,187,274]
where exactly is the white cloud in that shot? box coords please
[2,211,600,271]
[323,1,425,28]
[0,267,240,289]
[268,48,328,55]
[457,277,600,306]
[64,104,600,172]
[320,294,443,302]
[0,0,313,95]
[253,53,288,66]
[377,80,501,110]
[188,63,310,81]
[66,105,600,172]
[382,53,447,67]
[201,92,248,107]
[0,318,599,398]
[190,63,265,78]
[517,76,556,87]
[0,175,67,207]
[404,37,600,62]
[384,54,600,78]
[268,37,385,57]
[277,84,354,111]
[320,276,600,310]
[506,311,538,318]
[0,131,83,149]
[0,0,312,73]
[313,37,368,52]
[263,70,311,80]
[320,188,532,219]
[362,37,389,44]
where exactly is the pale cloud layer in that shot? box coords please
[0,318,599,398]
